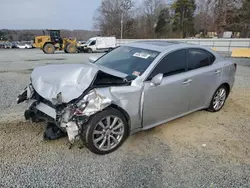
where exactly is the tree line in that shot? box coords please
[93,0,250,38]
[1,0,249,41]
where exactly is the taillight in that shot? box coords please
[234,63,237,71]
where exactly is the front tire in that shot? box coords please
[83,108,129,155]
[87,48,93,53]
[65,44,77,53]
[43,43,55,54]
[207,85,228,112]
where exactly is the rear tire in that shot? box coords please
[87,48,93,53]
[82,108,129,155]
[43,43,55,54]
[207,85,228,112]
[65,44,77,53]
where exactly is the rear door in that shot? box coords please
[186,48,222,110]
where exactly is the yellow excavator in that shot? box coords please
[33,29,77,54]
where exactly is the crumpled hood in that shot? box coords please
[31,63,127,103]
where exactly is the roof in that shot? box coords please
[123,40,224,61]
[123,40,192,52]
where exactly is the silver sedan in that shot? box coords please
[17,41,236,154]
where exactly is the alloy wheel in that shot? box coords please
[92,116,125,151]
[213,88,227,111]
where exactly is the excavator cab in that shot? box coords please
[47,30,62,44]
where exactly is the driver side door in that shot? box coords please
[89,40,97,51]
[142,49,191,129]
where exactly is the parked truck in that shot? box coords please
[78,37,116,53]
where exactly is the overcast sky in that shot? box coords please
[0,0,101,30]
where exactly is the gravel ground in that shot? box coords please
[0,49,250,187]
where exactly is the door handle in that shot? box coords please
[182,79,192,85]
[214,70,221,75]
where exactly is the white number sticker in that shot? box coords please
[133,52,150,59]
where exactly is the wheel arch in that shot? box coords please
[207,82,230,112]
[43,42,54,48]
[83,104,130,154]
[206,82,231,109]
[220,82,230,97]
[86,47,93,53]
[108,104,131,135]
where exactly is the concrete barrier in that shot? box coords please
[231,48,250,58]
[116,39,250,54]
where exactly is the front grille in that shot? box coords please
[33,91,55,108]
[41,96,55,108]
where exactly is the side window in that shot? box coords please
[187,49,216,70]
[90,40,96,46]
[148,49,186,80]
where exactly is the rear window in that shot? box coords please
[187,48,216,70]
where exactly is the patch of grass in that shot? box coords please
[0,69,33,74]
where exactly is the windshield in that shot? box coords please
[49,30,60,37]
[86,39,93,45]
[95,46,159,77]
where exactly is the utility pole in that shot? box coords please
[121,12,124,39]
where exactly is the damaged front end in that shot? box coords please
[17,66,132,143]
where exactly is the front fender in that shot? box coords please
[95,86,143,132]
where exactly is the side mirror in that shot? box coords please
[89,56,98,63]
[151,73,163,86]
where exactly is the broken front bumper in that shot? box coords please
[24,99,85,142]
[17,85,84,142]
[17,85,56,122]
[17,84,34,104]
[17,83,114,143]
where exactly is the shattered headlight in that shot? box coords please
[82,90,97,102]
[58,90,98,123]
[74,90,97,114]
